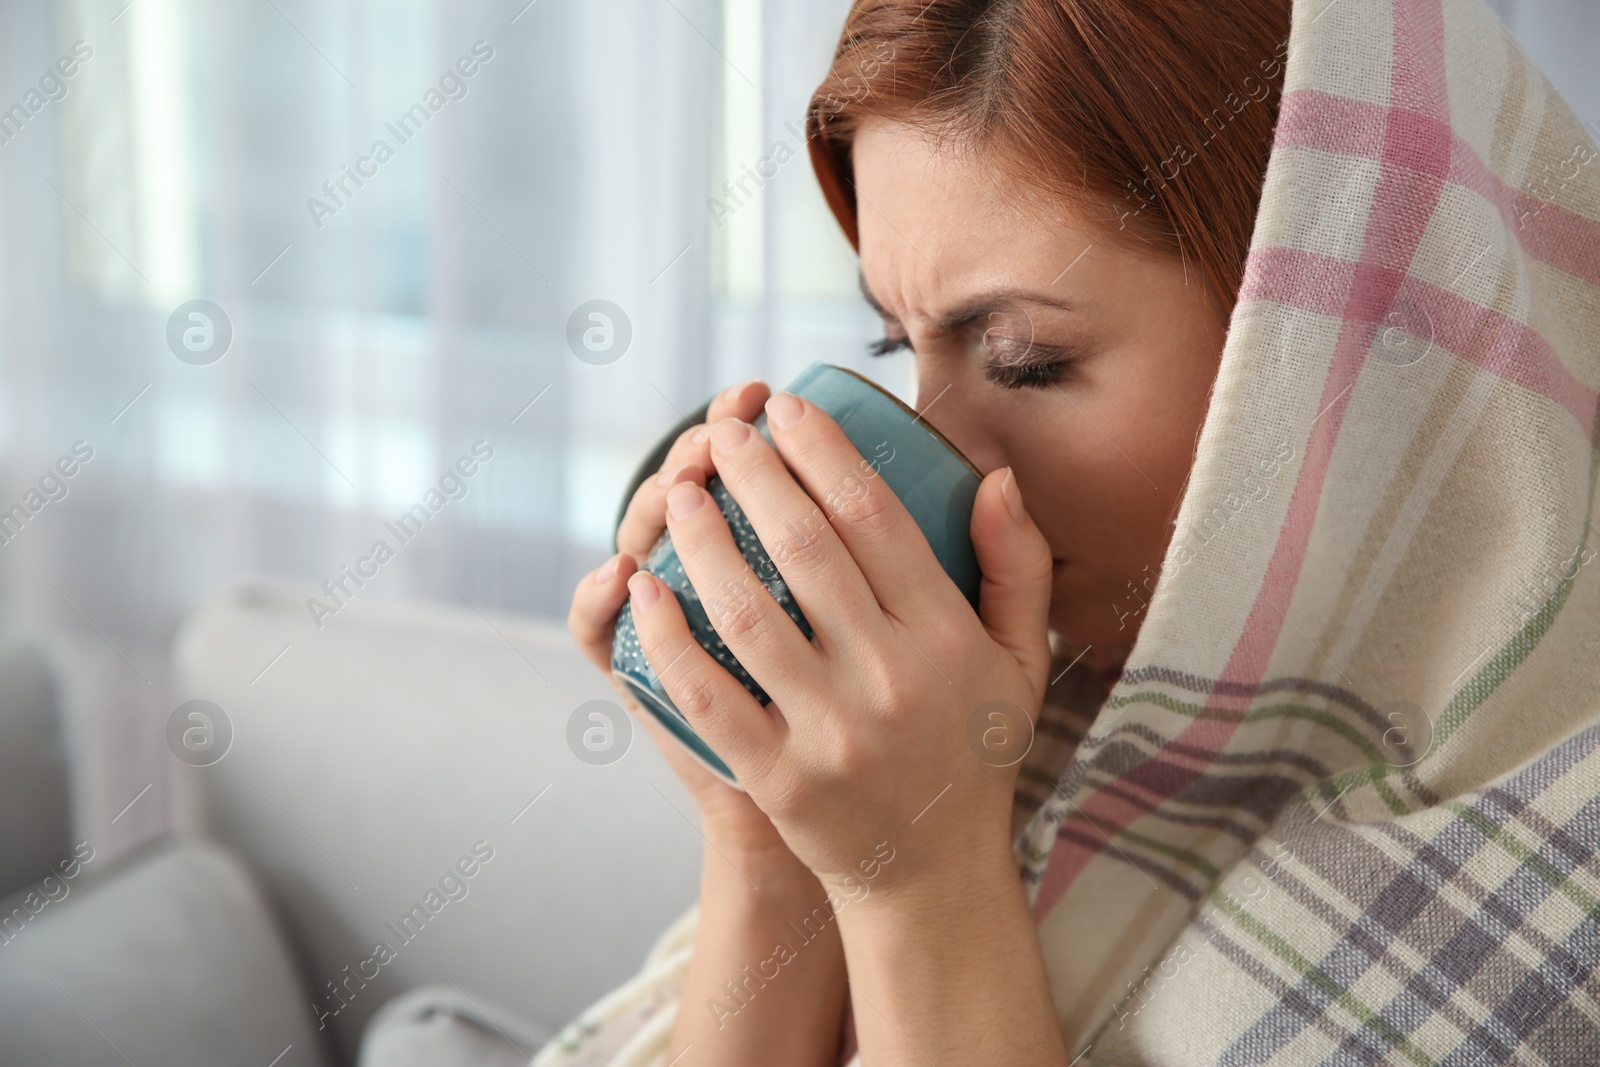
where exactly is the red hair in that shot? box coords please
[806,0,1293,323]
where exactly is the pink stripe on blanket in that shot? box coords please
[1037,0,1455,919]
[1241,247,1598,428]
[1275,89,1600,288]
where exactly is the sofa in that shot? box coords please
[0,579,705,1064]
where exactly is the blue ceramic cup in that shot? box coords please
[611,362,982,787]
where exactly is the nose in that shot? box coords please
[911,365,1006,476]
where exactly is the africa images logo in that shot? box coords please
[310,840,496,1031]
[306,441,495,628]
[305,41,494,230]
[0,41,92,150]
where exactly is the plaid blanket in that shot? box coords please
[533,0,1600,1062]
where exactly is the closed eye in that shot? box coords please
[868,332,1081,391]
[867,334,908,358]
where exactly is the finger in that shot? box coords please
[566,551,641,674]
[614,381,772,562]
[626,569,780,777]
[662,477,825,700]
[699,417,886,642]
[617,458,707,561]
[971,467,1054,691]
[653,380,773,485]
[705,378,772,424]
[760,392,957,620]
[652,382,772,494]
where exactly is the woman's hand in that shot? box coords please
[573,388,855,1067]
[566,378,785,852]
[622,391,1057,896]
[625,394,1067,1065]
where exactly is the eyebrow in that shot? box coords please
[858,269,1081,334]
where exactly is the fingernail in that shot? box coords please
[627,572,661,613]
[1001,467,1027,525]
[667,481,705,520]
[710,418,750,453]
[765,392,803,430]
[594,553,620,584]
[656,463,689,488]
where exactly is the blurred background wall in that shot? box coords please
[0,0,1595,866]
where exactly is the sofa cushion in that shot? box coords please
[0,839,334,1067]
[170,579,702,1063]
[0,634,71,901]
[357,984,549,1067]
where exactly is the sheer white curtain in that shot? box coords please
[0,0,875,854]
[0,0,878,644]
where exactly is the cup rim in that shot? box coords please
[827,365,983,479]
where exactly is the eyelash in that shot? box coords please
[867,334,907,358]
[866,334,1076,391]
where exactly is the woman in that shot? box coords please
[558,0,1600,1062]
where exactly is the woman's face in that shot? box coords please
[850,118,1228,667]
